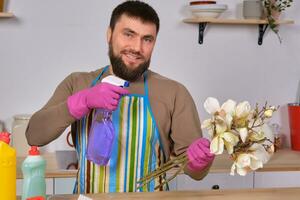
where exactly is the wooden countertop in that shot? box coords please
[16,149,300,179]
[20,188,300,200]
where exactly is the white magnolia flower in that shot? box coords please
[238,127,248,143]
[201,119,214,137]
[203,97,236,134]
[204,97,236,116]
[248,130,265,141]
[230,153,263,176]
[215,115,227,134]
[230,141,273,176]
[204,97,220,115]
[235,101,251,118]
[211,132,239,155]
[249,143,272,164]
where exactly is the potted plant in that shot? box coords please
[261,0,293,43]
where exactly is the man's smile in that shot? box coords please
[122,51,143,65]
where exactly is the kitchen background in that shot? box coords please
[0,0,299,152]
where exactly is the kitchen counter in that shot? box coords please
[17,187,300,200]
[16,149,300,179]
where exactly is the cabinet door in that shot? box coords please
[254,171,300,188]
[176,173,254,190]
[54,177,76,194]
[165,174,177,190]
[16,178,54,195]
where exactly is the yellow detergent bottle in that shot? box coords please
[0,132,16,200]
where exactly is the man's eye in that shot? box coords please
[144,38,153,43]
[124,32,133,37]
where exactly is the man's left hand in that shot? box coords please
[187,138,215,172]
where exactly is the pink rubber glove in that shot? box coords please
[187,138,215,172]
[67,82,129,119]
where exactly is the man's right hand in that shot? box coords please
[67,82,129,119]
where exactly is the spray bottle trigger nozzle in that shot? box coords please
[124,81,130,88]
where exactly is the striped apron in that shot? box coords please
[72,66,168,193]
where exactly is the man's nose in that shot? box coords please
[131,38,143,53]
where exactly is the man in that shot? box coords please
[26,0,214,193]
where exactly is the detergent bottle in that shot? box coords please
[87,75,129,165]
[0,132,16,200]
[22,146,46,200]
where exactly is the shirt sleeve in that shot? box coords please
[25,73,79,146]
[170,83,202,155]
[170,83,212,180]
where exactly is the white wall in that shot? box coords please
[1,0,299,150]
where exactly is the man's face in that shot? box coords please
[107,14,157,81]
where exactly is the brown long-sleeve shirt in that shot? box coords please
[26,67,210,180]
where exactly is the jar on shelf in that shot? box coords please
[11,114,31,157]
[271,123,282,152]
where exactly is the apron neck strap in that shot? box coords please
[91,66,109,87]
[91,66,149,97]
[143,70,149,97]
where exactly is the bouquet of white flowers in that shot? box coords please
[137,97,278,189]
[202,97,277,176]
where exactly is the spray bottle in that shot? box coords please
[22,146,46,200]
[0,132,16,200]
[87,75,129,165]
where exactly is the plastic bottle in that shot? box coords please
[0,132,16,200]
[87,75,129,165]
[22,146,46,200]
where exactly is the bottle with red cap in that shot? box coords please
[22,146,46,200]
[0,132,16,200]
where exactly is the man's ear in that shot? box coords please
[107,27,112,43]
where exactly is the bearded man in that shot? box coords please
[26,0,214,194]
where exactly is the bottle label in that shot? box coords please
[0,157,16,168]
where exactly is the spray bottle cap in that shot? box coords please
[102,75,130,87]
[0,132,10,144]
[26,196,45,200]
[29,146,40,156]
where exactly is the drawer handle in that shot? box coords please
[212,185,220,190]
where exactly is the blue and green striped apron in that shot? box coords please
[72,66,167,193]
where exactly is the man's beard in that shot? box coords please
[108,43,150,82]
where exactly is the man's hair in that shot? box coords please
[109,0,160,33]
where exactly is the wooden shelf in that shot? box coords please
[0,12,14,18]
[183,18,295,45]
[183,18,294,25]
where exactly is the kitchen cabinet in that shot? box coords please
[175,173,253,190]
[254,171,300,188]
[54,177,76,194]
[16,178,54,195]
[165,174,177,191]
